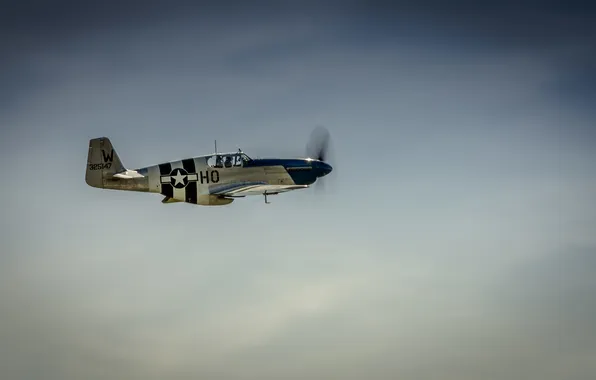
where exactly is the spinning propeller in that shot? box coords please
[305,126,334,191]
[306,126,331,162]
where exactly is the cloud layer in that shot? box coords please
[1,2,595,379]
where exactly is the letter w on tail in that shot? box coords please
[101,149,114,163]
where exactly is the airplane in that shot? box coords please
[85,127,333,205]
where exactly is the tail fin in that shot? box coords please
[85,137,126,188]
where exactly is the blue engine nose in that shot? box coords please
[312,160,332,177]
[247,158,332,186]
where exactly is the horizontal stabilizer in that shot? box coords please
[111,170,144,179]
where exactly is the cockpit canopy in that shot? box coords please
[206,152,252,168]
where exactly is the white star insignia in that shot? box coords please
[172,171,186,186]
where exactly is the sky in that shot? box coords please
[1,1,595,379]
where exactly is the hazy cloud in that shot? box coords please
[1,2,595,379]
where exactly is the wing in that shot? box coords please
[209,181,308,197]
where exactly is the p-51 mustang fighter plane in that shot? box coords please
[85,127,333,205]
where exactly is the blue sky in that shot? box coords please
[1,2,595,379]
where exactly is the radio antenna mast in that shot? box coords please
[214,140,217,154]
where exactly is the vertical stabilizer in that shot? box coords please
[85,137,126,188]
